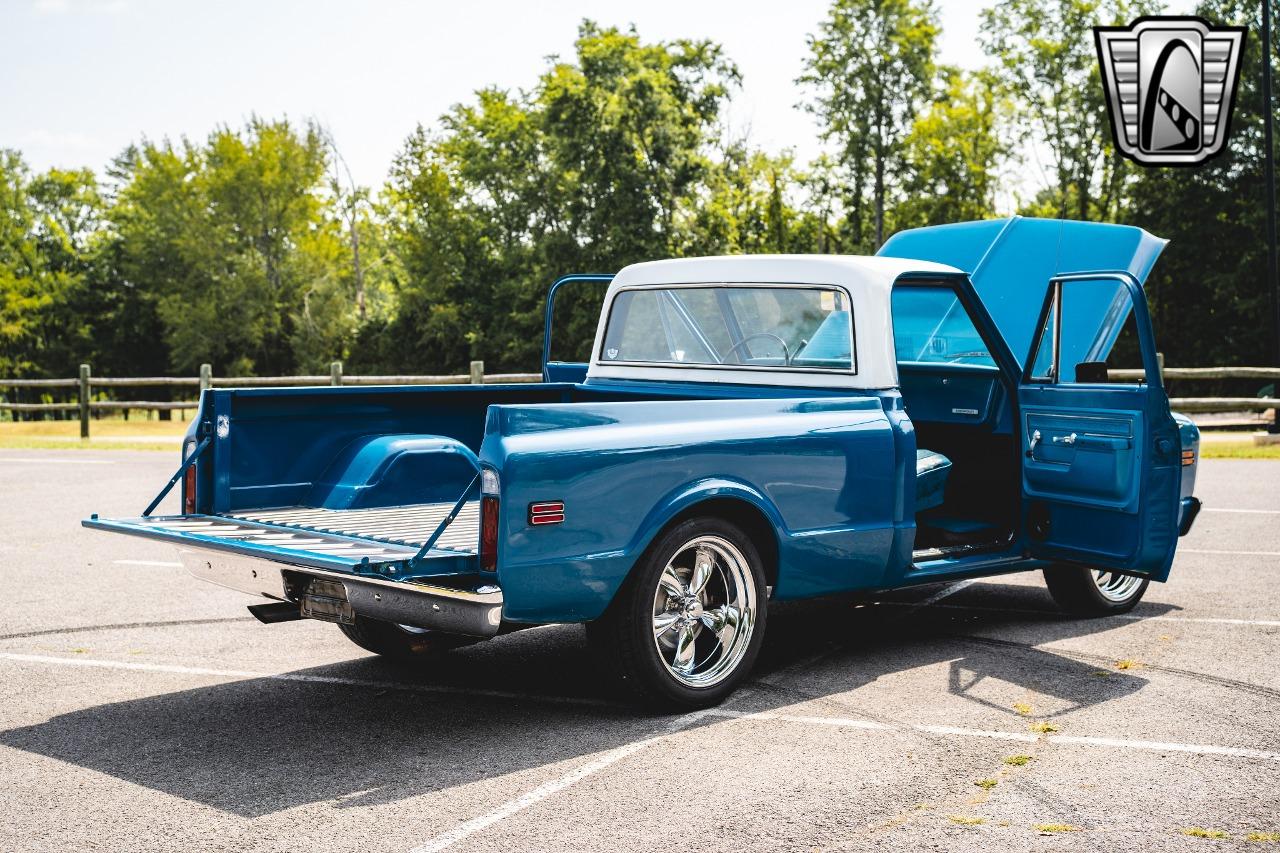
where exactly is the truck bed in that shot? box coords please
[229,501,479,552]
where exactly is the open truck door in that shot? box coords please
[1018,273,1181,580]
[542,274,613,383]
[879,216,1181,580]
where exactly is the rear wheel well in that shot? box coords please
[664,498,779,589]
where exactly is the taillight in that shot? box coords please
[182,438,197,514]
[479,467,500,571]
[480,496,499,571]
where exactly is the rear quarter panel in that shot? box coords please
[481,395,913,623]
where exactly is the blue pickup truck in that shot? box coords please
[86,216,1202,708]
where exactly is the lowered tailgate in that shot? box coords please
[84,504,502,637]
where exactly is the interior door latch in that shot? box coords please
[1026,429,1041,457]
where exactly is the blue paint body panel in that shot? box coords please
[86,218,1199,626]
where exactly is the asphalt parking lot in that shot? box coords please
[1,450,1277,852]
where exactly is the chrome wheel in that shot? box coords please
[1091,570,1144,602]
[651,534,757,688]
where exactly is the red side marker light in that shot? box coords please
[528,501,565,526]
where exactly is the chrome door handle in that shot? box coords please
[1053,432,1078,446]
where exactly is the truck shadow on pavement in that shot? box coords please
[0,581,1173,817]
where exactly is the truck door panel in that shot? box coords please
[1018,274,1180,579]
[1023,410,1137,507]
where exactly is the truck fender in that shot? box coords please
[622,476,786,583]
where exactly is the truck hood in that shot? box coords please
[878,216,1167,368]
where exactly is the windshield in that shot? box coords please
[599,286,854,371]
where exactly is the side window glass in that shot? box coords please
[1030,280,1146,384]
[1029,293,1057,381]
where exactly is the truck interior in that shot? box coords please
[891,282,1019,558]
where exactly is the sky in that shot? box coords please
[0,0,1195,189]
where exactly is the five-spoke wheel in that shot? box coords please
[589,517,767,708]
[1044,563,1149,615]
[650,535,756,689]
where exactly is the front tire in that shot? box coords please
[588,517,768,710]
[338,616,479,662]
[1043,564,1149,616]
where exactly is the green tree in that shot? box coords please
[0,151,45,377]
[800,0,940,250]
[368,22,742,374]
[111,118,355,375]
[894,69,1007,230]
[1123,0,1273,370]
[980,0,1156,221]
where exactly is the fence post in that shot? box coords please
[470,360,484,384]
[78,364,90,439]
[1156,352,1165,384]
[199,363,212,394]
[330,360,343,386]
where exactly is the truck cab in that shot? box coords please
[84,216,1201,709]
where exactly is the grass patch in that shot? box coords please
[0,418,193,437]
[974,778,998,790]
[1002,755,1033,766]
[1012,701,1033,715]
[1091,670,1113,678]
[947,816,985,826]
[1199,440,1280,460]
[0,437,179,451]
[1029,722,1060,734]
[0,419,187,451]
[1113,659,1140,671]
[1181,828,1230,839]
[1247,832,1280,842]
[1035,824,1080,834]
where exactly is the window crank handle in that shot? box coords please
[1027,429,1041,457]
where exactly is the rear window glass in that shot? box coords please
[891,286,995,367]
[600,286,854,371]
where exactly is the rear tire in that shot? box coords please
[338,616,479,662]
[1043,564,1149,616]
[587,517,768,710]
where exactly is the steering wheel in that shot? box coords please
[725,333,792,365]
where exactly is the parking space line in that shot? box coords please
[410,708,718,853]
[1119,614,1280,627]
[1202,508,1280,515]
[0,652,616,708]
[5,645,1279,853]
[1046,734,1280,762]
[0,457,114,464]
[1182,548,1280,557]
[875,600,1280,627]
[410,740,656,852]
[710,714,1280,761]
[708,708,892,730]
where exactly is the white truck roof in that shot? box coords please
[587,254,963,390]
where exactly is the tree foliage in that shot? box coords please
[799,0,940,250]
[0,5,1273,387]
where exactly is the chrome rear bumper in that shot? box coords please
[178,547,503,637]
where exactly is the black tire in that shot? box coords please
[338,616,479,662]
[587,517,768,710]
[1043,564,1149,616]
